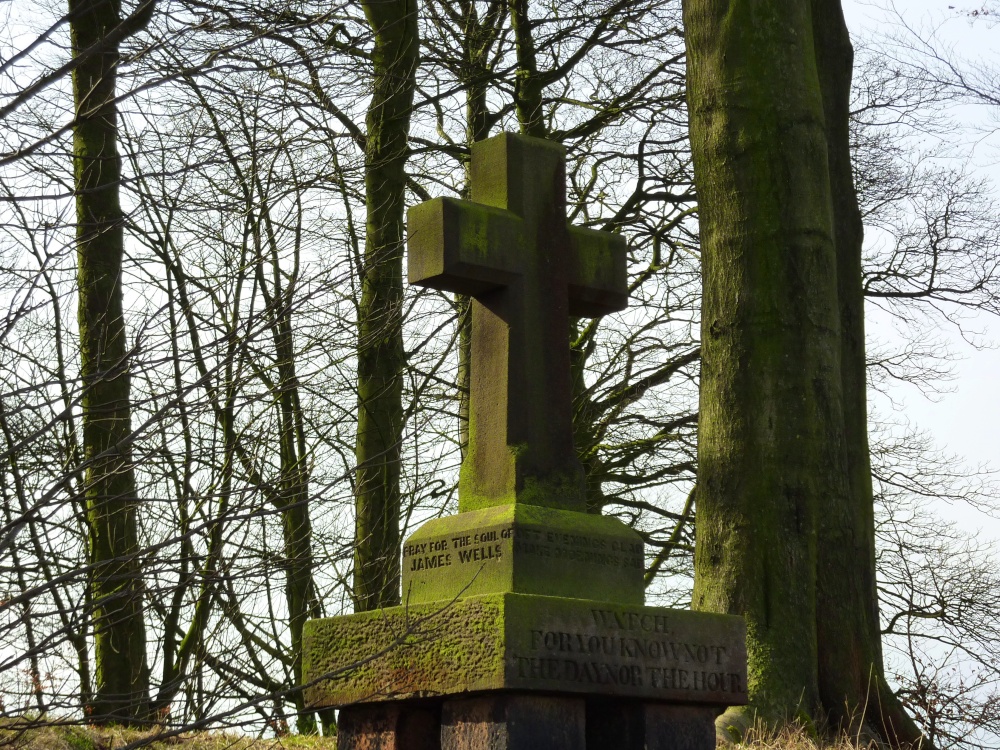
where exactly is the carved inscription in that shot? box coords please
[512,528,643,570]
[509,607,746,699]
[402,524,642,573]
[403,528,510,572]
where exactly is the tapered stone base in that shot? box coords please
[644,704,720,750]
[401,504,645,605]
[585,697,644,747]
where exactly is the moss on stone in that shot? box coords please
[303,592,747,709]
[401,503,644,605]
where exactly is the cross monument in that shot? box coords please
[303,133,747,750]
[408,133,626,513]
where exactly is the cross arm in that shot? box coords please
[407,197,524,295]
[567,226,628,317]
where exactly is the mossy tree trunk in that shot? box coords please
[70,0,151,724]
[509,0,545,139]
[810,1,927,743]
[354,0,419,611]
[684,0,927,742]
[685,0,836,718]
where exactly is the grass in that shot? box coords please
[0,716,892,750]
[731,721,888,750]
[0,724,337,750]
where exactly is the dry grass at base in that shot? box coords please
[0,725,337,750]
[731,721,887,750]
[2,717,891,750]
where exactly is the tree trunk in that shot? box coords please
[810,1,926,744]
[273,307,323,732]
[509,0,545,138]
[354,0,419,611]
[684,0,929,743]
[684,0,846,726]
[70,0,150,724]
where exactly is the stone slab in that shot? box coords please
[401,504,645,605]
[303,593,747,709]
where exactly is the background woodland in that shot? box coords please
[0,0,999,746]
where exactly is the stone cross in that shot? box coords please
[304,133,748,750]
[407,133,626,513]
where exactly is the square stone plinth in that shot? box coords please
[302,593,747,709]
[401,504,644,605]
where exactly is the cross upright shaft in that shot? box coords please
[407,133,627,512]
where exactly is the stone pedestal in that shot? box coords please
[585,698,644,748]
[644,704,721,750]
[304,590,745,707]
[585,701,720,750]
[304,505,746,750]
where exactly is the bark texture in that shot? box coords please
[70,0,151,724]
[810,1,926,744]
[271,286,321,732]
[354,0,419,611]
[509,0,545,138]
[684,0,927,743]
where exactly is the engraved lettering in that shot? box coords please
[408,553,451,571]
[729,673,744,693]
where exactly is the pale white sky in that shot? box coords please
[845,0,1000,540]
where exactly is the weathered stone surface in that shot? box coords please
[401,503,644,605]
[333,698,719,750]
[303,593,747,708]
[440,694,585,750]
[304,595,506,706]
[406,133,627,513]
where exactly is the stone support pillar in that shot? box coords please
[585,698,644,749]
[585,699,719,750]
[441,694,585,750]
[644,704,720,750]
[337,702,441,750]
